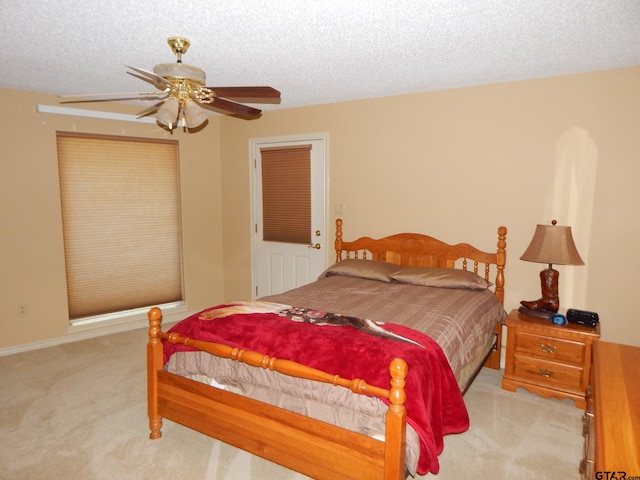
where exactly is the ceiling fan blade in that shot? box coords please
[205,86,281,103]
[127,71,171,91]
[136,100,167,118]
[59,91,170,103]
[200,97,262,119]
[126,65,174,88]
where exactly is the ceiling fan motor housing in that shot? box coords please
[153,63,206,85]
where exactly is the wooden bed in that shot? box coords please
[147,219,507,479]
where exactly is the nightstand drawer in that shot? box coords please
[515,331,585,365]
[513,355,583,391]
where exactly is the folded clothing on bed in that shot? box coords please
[163,301,469,475]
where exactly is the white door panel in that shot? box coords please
[251,134,327,298]
[258,247,314,296]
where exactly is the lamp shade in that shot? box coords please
[156,98,179,128]
[183,100,208,128]
[520,222,584,266]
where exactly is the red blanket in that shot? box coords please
[163,303,469,475]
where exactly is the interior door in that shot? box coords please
[251,134,327,298]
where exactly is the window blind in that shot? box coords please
[57,132,183,320]
[260,145,312,244]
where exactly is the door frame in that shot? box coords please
[249,132,329,298]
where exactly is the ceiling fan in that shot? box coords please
[60,37,281,131]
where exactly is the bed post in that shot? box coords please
[335,218,344,262]
[483,226,508,370]
[147,307,163,440]
[384,358,407,480]
[494,226,507,305]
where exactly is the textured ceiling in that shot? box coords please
[2,1,640,112]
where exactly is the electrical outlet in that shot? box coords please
[18,304,28,317]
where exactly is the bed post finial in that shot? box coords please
[495,226,507,305]
[148,307,162,339]
[388,358,407,409]
[335,218,343,262]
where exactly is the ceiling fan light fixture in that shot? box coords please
[183,100,208,128]
[156,97,179,129]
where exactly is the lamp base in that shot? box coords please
[520,267,560,314]
[520,297,559,313]
[518,305,554,319]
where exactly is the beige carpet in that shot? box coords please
[0,327,584,479]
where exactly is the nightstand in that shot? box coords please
[501,309,600,409]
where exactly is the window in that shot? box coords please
[57,132,183,323]
[260,144,312,244]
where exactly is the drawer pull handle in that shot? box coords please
[540,343,556,353]
[538,368,554,378]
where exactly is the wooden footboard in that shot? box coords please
[147,308,408,480]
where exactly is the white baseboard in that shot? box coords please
[0,308,195,357]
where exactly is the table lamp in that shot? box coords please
[519,220,584,318]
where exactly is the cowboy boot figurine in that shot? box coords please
[520,266,560,313]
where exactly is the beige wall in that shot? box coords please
[220,66,640,347]
[1,89,225,349]
[2,65,639,351]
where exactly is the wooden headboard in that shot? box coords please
[334,218,507,305]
